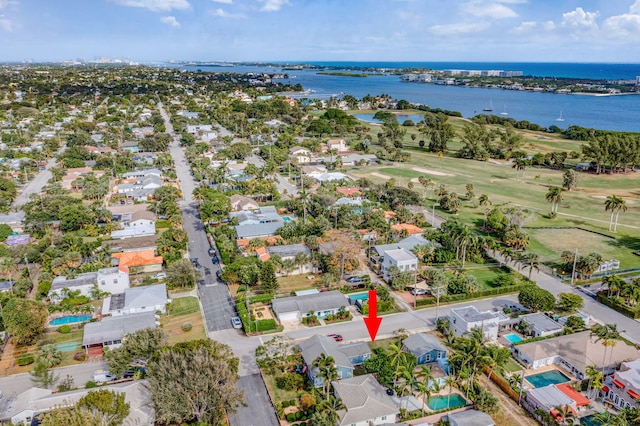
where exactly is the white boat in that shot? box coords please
[556,110,565,122]
[500,104,508,116]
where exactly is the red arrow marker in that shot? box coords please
[363,289,382,342]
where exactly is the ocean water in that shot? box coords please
[181,63,640,132]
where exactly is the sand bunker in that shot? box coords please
[412,167,454,177]
[370,172,392,180]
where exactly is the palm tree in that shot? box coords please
[312,354,337,397]
[605,195,627,233]
[554,404,576,425]
[478,194,491,227]
[524,253,540,279]
[38,344,63,368]
[512,158,528,182]
[545,187,563,215]
[387,343,409,389]
[317,395,346,424]
[591,323,623,375]
[603,274,624,298]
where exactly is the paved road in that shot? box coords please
[0,360,107,397]
[274,173,298,198]
[229,374,279,426]
[11,152,62,208]
[158,101,236,333]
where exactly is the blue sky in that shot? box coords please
[1,0,640,62]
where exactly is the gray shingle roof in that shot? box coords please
[234,222,284,239]
[298,335,351,369]
[332,374,399,426]
[50,272,98,292]
[520,313,563,334]
[82,312,157,346]
[448,409,496,426]
[122,284,167,311]
[452,306,500,323]
[267,244,311,259]
[272,290,347,316]
[402,333,447,357]
[373,234,437,256]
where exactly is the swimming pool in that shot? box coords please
[50,314,92,326]
[283,216,292,222]
[504,333,523,344]
[427,394,467,410]
[526,370,571,388]
[580,414,603,426]
[348,292,369,301]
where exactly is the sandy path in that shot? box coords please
[412,167,454,177]
[370,172,392,180]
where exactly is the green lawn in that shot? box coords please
[378,167,424,179]
[263,372,304,404]
[466,264,511,289]
[503,358,525,374]
[167,296,200,316]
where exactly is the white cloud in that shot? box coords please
[258,0,290,12]
[430,22,491,35]
[510,21,536,34]
[631,0,640,14]
[0,14,13,31]
[602,1,640,38]
[160,15,180,27]
[561,7,599,31]
[212,0,233,3]
[460,2,518,19]
[210,8,244,18]
[111,0,190,12]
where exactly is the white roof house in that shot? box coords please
[102,283,168,316]
[381,248,418,282]
[111,224,156,239]
[448,409,495,426]
[49,272,98,302]
[520,313,563,338]
[82,311,157,351]
[332,374,399,426]
[525,385,576,413]
[272,290,348,322]
[450,305,508,341]
[8,381,154,425]
[606,359,640,409]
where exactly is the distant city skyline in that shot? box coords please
[1,0,640,63]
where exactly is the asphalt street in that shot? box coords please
[159,101,237,333]
[228,374,279,426]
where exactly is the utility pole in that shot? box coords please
[571,248,578,285]
[413,270,418,309]
[433,284,446,326]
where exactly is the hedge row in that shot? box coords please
[234,297,278,332]
[416,284,529,307]
[596,292,640,319]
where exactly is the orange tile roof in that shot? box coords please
[336,187,362,197]
[112,249,163,267]
[384,211,397,220]
[391,223,424,235]
[556,383,590,406]
[255,247,271,262]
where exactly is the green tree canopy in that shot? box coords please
[3,298,48,345]
[518,285,556,312]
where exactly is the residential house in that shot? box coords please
[111,224,156,239]
[299,335,370,387]
[402,333,448,365]
[289,146,312,164]
[312,172,349,183]
[122,140,140,153]
[102,283,168,316]
[231,205,284,239]
[525,383,590,420]
[332,374,399,426]
[447,409,496,426]
[61,167,106,191]
[340,153,379,166]
[603,359,640,409]
[513,330,639,379]
[271,290,348,322]
[82,312,157,356]
[372,234,438,259]
[519,313,564,338]
[115,174,162,202]
[5,234,31,246]
[390,223,424,236]
[111,249,163,273]
[336,187,362,198]
[126,210,156,228]
[260,244,316,275]
[96,266,131,295]
[108,203,151,223]
[327,139,349,152]
[186,124,213,136]
[122,168,162,179]
[450,305,508,341]
[230,194,259,212]
[300,165,327,176]
[103,235,159,254]
[380,248,418,282]
[49,272,98,302]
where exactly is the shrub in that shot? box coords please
[85,380,98,389]
[275,373,304,391]
[182,322,193,332]
[256,319,277,332]
[58,325,71,334]
[17,354,35,366]
[295,411,303,421]
[286,413,296,423]
[74,351,86,362]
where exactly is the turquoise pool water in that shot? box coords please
[348,292,369,301]
[283,216,292,222]
[56,342,81,353]
[427,394,466,410]
[580,415,603,426]
[526,370,571,388]
[504,333,523,344]
[50,314,92,326]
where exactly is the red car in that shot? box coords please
[328,334,343,342]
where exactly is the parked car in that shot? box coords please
[211,256,219,264]
[152,272,167,280]
[410,288,429,296]
[208,248,216,256]
[93,370,115,383]
[198,279,206,286]
[231,317,242,329]
[327,334,343,342]
[346,276,363,283]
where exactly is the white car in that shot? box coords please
[231,317,242,329]
[93,370,115,383]
[411,288,429,296]
[152,273,167,280]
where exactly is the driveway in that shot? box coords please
[228,374,279,426]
